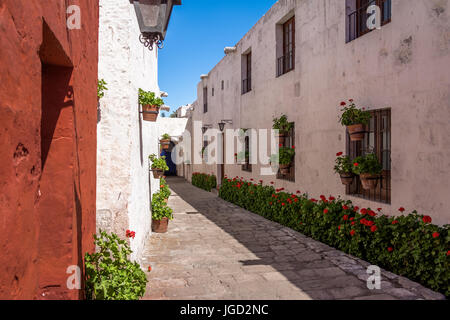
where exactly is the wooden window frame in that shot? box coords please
[242,52,252,94]
[347,0,391,42]
[276,123,295,182]
[346,109,391,204]
[277,17,295,77]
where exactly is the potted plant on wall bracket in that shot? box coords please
[160,133,171,150]
[273,115,293,145]
[151,191,173,233]
[139,89,164,122]
[149,154,169,179]
[339,99,371,141]
[272,146,295,176]
[334,152,354,185]
[352,153,382,190]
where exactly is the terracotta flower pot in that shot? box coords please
[360,173,379,190]
[151,169,164,179]
[142,104,160,122]
[152,218,169,233]
[340,173,354,186]
[277,133,287,145]
[279,164,290,176]
[160,139,170,150]
[347,124,365,141]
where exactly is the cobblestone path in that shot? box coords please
[142,177,445,300]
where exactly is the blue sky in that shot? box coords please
[158,0,277,115]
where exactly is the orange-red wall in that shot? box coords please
[0,1,98,299]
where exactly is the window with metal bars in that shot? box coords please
[277,124,295,182]
[347,0,391,42]
[346,109,391,203]
[241,135,252,172]
[242,52,252,94]
[203,87,208,113]
[277,17,295,77]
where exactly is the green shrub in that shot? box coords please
[159,177,171,200]
[339,100,371,126]
[334,152,353,175]
[138,89,164,107]
[352,153,383,175]
[272,146,295,165]
[273,115,294,135]
[149,154,169,171]
[84,231,148,300]
[219,177,450,297]
[151,191,173,221]
[192,173,217,192]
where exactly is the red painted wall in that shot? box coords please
[0,1,98,299]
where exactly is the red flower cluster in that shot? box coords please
[422,216,432,224]
[350,230,356,236]
[388,247,394,253]
[336,152,343,157]
[323,209,329,214]
[342,205,349,210]
[148,266,152,272]
[432,232,440,239]
[126,230,136,239]
[392,220,399,225]
[398,207,406,213]
[343,215,349,221]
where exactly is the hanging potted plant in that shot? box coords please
[273,115,293,145]
[352,153,382,190]
[272,146,295,175]
[334,152,354,186]
[151,191,173,233]
[160,133,171,150]
[339,100,371,141]
[139,89,164,122]
[149,154,169,179]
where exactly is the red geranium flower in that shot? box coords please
[360,208,367,215]
[338,226,341,230]
[350,230,356,236]
[342,205,349,210]
[354,206,359,212]
[392,220,399,225]
[398,207,405,213]
[432,232,440,239]
[282,203,286,206]
[341,101,346,106]
[323,209,329,214]
[447,251,450,256]
[311,198,317,203]
[377,208,382,212]
[354,163,359,167]
[279,143,283,147]
[349,99,354,102]
[350,217,354,221]
[343,215,349,221]
[370,225,378,233]
[296,190,301,194]
[387,247,393,253]
[422,216,432,224]
[329,196,336,201]
[336,152,343,157]
[270,182,274,185]
[351,221,355,226]
[148,266,152,272]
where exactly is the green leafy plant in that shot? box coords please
[352,153,383,175]
[272,146,295,165]
[138,89,164,107]
[84,231,148,300]
[192,173,217,192]
[161,133,171,140]
[160,177,171,200]
[339,100,371,126]
[151,191,173,221]
[149,154,169,171]
[334,152,353,174]
[273,115,293,135]
[97,79,108,99]
[219,177,450,297]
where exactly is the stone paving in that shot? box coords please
[142,177,445,300]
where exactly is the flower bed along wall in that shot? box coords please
[219,177,450,297]
[192,173,217,192]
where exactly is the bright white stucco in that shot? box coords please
[97,0,161,261]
